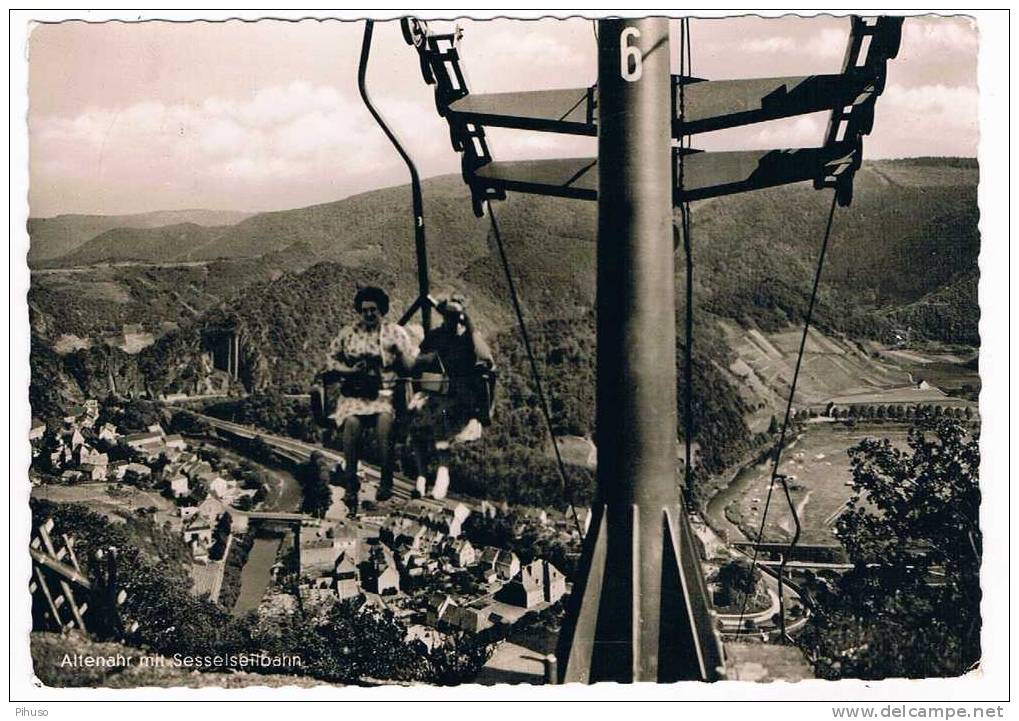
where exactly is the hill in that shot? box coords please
[27,158,980,503]
[27,208,254,266]
[54,223,228,266]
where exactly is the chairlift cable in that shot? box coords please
[736,189,838,637]
[485,199,586,540]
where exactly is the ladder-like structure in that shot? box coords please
[30,518,130,637]
[404,16,901,212]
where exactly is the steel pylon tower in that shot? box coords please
[552,18,724,683]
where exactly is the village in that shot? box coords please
[29,398,579,643]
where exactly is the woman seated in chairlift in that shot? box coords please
[316,286,416,511]
[406,293,495,500]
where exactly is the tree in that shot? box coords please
[209,512,232,560]
[299,452,333,518]
[715,558,761,608]
[800,418,980,679]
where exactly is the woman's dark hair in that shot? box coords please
[354,286,390,315]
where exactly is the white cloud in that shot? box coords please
[740,36,796,54]
[739,27,844,60]
[31,81,397,191]
[902,16,978,52]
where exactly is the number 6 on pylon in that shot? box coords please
[620,27,642,82]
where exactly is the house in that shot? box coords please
[63,428,86,450]
[78,463,107,482]
[419,527,445,551]
[169,475,190,498]
[201,473,230,499]
[494,550,520,581]
[146,423,166,437]
[60,469,84,484]
[479,500,498,519]
[523,508,548,526]
[446,538,476,568]
[330,524,361,561]
[75,445,108,468]
[196,496,227,523]
[125,431,164,458]
[183,460,213,480]
[183,516,214,553]
[334,554,361,600]
[97,423,120,443]
[380,517,426,550]
[164,434,187,452]
[365,545,400,595]
[122,462,152,483]
[185,524,213,561]
[478,546,500,569]
[300,537,342,577]
[29,420,45,442]
[446,600,495,634]
[498,559,567,608]
[425,593,455,626]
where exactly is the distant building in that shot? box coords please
[447,599,495,634]
[425,593,455,626]
[125,432,164,459]
[169,475,190,498]
[63,428,86,450]
[122,462,152,483]
[446,538,476,568]
[494,550,520,581]
[78,463,107,482]
[522,508,548,526]
[164,434,187,452]
[75,446,108,468]
[196,496,226,523]
[334,554,361,600]
[60,469,84,484]
[380,517,427,550]
[97,423,120,443]
[365,545,400,595]
[183,517,214,559]
[498,559,567,608]
[301,537,342,577]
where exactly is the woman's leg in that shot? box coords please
[411,436,431,497]
[432,444,451,500]
[341,415,362,502]
[376,411,395,500]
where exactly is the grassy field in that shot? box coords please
[31,482,178,528]
[724,425,910,546]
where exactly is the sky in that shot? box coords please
[27,14,979,217]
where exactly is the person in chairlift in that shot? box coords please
[317,285,416,510]
[407,293,495,500]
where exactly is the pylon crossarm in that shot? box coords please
[470,145,859,204]
[449,73,877,140]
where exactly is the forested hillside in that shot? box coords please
[28,158,980,505]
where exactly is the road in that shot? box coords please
[182,410,461,508]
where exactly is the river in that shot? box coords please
[221,449,303,616]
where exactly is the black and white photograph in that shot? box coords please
[8,6,1011,711]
